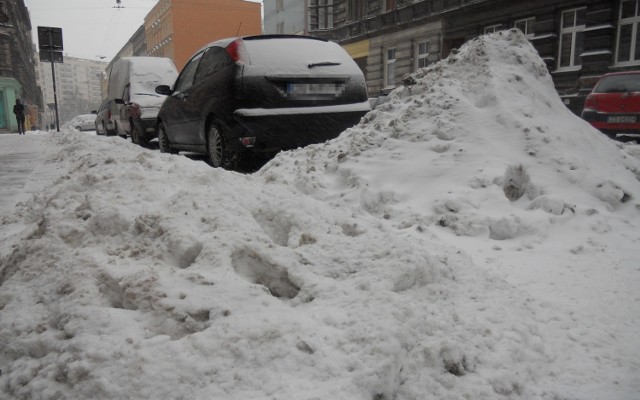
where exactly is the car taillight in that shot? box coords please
[129,103,141,118]
[584,94,598,111]
[107,110,111,118]
[226,39,249,64]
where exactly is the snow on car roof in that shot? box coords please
[126,57,178,107]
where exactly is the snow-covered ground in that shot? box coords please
[1,30,639,399]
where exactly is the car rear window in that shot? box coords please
[243,38,360,74]
[594,74,640,93]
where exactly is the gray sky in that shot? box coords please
[24,0,158,62]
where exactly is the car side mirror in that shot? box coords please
[114,98,125,105]
[155,85,172,96]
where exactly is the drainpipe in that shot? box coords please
[304,0,309,35]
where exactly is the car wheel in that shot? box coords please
[206,123,235,169]
[132,124,149,148]
[95,124,102,135]
[158,123,176,154]
[75,126,81,131]
[114,124,126,139]
[103,123,110,136]
[130,125,138,144]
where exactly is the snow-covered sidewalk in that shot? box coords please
[0,133,52,210]
[0,132,61,256]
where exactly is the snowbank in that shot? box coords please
[1,30,639,399]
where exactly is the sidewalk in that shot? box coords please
[0,133,51,211]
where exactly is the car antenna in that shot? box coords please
[236,20,242,36]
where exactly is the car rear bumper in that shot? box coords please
[581,109,640,132]
[232,101,370,151]
[133,118,159,140]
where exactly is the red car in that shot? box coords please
[581,71,640,140]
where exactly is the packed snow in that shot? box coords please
[1,30,639,399]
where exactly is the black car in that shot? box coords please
[155,35,370,169]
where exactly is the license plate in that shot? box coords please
[288,83,343,95]
[607,115,636,123]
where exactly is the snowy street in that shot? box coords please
[1,31,639,399]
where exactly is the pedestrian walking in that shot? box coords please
[13,99,25,135]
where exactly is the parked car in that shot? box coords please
[581,71,640,140]
[155,34,370,170]
[94,98,116,136]
[65,114,97,131]
[108,57,178,146]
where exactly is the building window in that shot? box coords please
[349,0,365,22]
[617,0,640,64]
[416,41,429,70]
[276,0,284,12]
[558,7,586,69]
[277,22,284,34]
[385,48,396,88]
[514,17,535,39]
[317,0,334,30]
[484,24,502,34]
[385,0,396,12]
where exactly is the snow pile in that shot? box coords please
[262,29,640,242]
[1,30,639,400]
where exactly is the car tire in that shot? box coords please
[206,122,236,169]
[132,123,149,148]
[103,123,110,136]
[131,123,139,144]
[75,126,81,131]
[114,124,126,139]
[95,124,102,135]
[131,125,138,144]
[158,123,177,154]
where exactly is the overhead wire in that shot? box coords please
[97,4,124,61]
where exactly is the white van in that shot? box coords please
[108,57,178,146]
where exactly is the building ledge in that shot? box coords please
[580,50,613,57]
[552,66,582,74]
[530,33,557,41]
[583,24,615,32]
[610,62,640,69]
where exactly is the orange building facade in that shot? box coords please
[145,0,262,70]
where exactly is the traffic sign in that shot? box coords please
[39,50,63,63]
[37,27,63,51]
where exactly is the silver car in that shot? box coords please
[65,114,97,131]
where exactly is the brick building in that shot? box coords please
[307,0,633,115]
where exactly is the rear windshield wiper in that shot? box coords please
[308,61,341,68]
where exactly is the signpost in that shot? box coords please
[37,26,63,132]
